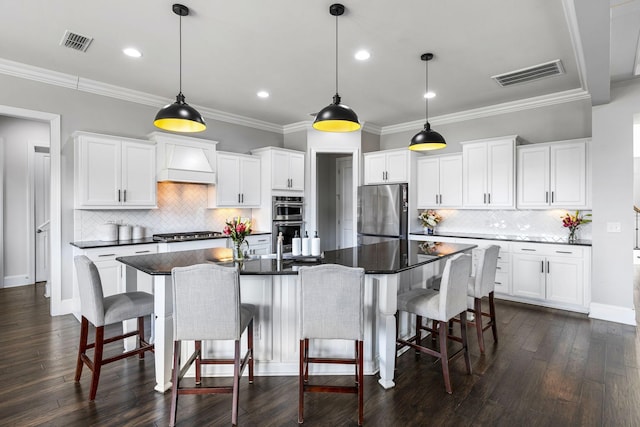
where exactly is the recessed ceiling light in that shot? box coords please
[424,91,436,99]
[123,47,142,58]
[257,91,270,98]
[355,50,370,61]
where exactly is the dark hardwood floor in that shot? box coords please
[1,282,639,426]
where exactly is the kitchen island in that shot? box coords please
[117,239,476,392]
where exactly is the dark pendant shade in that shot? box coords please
[409,122,447,151]
[313,94,361,132]
[154,93,206,133]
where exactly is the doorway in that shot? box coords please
[32,145,51,294]
[315,153,353,251]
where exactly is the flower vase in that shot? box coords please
[424,227,434,235]
[234,240,246,260]
[568,228,578,243]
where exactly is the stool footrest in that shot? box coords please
[306,357,356,365]
[304,384,358,394]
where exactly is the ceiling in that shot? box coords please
[0,1,638,131]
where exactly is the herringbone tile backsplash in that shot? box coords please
[74,182,253,241]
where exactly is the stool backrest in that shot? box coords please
[171,263,241,341]
[471,245,500,298]
[438,253,472,320]
[74,255,106,326]
[298,264,365,341]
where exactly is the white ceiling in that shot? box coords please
[0,0,637,130]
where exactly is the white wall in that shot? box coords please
[0,73,283,308]
[590,79,639,323]
[0,116,49,287]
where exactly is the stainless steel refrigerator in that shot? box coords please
[357,183,408,245]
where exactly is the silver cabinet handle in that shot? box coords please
[541,261,544,273]
[123,189,126,202]
[238,194,241,203]
[118,189,121,202]
[135,250,151,254]
[555,250,573,254]
[522,248,537,252]
[241,193,244,203]
[547,260,550,273]
[439,194,442,204]
[99,253,116,257]
[483,193,486,204]
[435,194,438,204]
[545,191,549,203]
[488,193,491,204]
[551,191,555,203]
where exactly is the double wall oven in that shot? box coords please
[272,196,303,252]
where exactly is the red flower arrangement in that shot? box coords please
[561,210,591,242]
[223,217,252,258]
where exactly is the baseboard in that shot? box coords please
[589,302,636,326]
[2,276,32,288]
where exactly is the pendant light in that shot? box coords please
[408,53,446,151]
[312,3,361,133]
[154,4,206,133]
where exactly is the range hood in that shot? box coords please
[148,132,218,184]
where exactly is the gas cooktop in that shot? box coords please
[152,231,224,242]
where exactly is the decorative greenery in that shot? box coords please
[419,209,442,229]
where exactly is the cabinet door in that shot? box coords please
[271,151,292,190]
[364,152,388,184]
[121,141,156,207]
[246,235,271,255]
[77,135,121,207]
[546,257,583,305]
[216,154,242,206]
[438,155,463,207]
[550,142,586,207]
[288,152,305,191]
[512,254,546,299]
[517,145,550,208]
[386,151,408,183]
[462,143,488,207]
[239,156,261,206]
[416,157,440,208]
[486,139,514,208]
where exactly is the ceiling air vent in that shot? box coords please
[491,59,564,87]
[59,30,93,52]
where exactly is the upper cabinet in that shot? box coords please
[252,147,305,192]
[462,136,516,209]
[416,154,462,208]
[208,152,261,208]
[74,132,156,209]
[517,139,589,209]
[364,149,410,184]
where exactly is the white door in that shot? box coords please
[336,157,353,249]
[517,145,550,208]
[486,139,515,208]
[34,148,50,283]
[385,151,408,183]
[462,143,488,207]
[240,156,261,206]
[121,141,156,206]
[271,150,291,190]
[216,154,242,206]
[438,155,463,207]
[550,141,586,207]
[512,254,546,299]
[416,157,439,208]
[288,152,305,191]
[364,152,387,184]
[0,139,3,288]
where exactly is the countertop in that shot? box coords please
[116,240,476,276]
[70,231,271,250]
[410,230,592,247]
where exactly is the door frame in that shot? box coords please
[335,156,353,249]
[0,105,61,315]
[30,142,50,285]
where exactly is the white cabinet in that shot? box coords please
[208,152,260,207]
[517,139,588,209]
[245,234,272,255]
[74,244,158,297]
[252,147,305,192]
[416,154,462,208]
[462,136,516,209]
[364,149,410,184]
[511,242,587,308]
[74,132,156,209]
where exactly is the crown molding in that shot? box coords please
[282,121,310,134]
[362,122,382,135]
[380,88,591,135]
[0,57,283,134]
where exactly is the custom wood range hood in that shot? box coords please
[148,132,218,184]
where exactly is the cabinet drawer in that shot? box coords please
[496,260,509,273]
[511,242,583,257]
[84,244,158,262]
[494,270,511,294]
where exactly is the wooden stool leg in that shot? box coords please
[298,339,305,424]
[415,315,422,355]
[474,297,485,354]
[231,340,241,426]
[431,319,438,343]
[137,316,145,359]
[248,318,254,383]
[460,311,472,374]
[304,339,310,383]
[89,326,104,401]
[169,341,181,427]
[195,340,202,385]
[489,291,498,343]
[438,321,452,394]
[358,340,364,426]
[75,317,89,381]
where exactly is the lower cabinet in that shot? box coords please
[73,244,158,298]
[243,234,272,255]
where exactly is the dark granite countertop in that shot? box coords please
[410,230,592,247]
[70,231,271,250]
[116,240,476,276]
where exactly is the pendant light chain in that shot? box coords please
[179,13,182,95]
[425,58,429,126]
[335,12,339,96]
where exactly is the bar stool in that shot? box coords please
[467,245,500,354]
[73,255,154,401]
[298,264,365,425]
[396,253,472,394]
[169,263,255,427]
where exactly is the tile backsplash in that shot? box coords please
[417,208,593,240]
[74,182,253,241]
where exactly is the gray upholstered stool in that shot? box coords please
[396,253,472,394]
[298,264,365,425]
[73,255,154,401]
[169,263,255,427]
[467,245,500,353]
